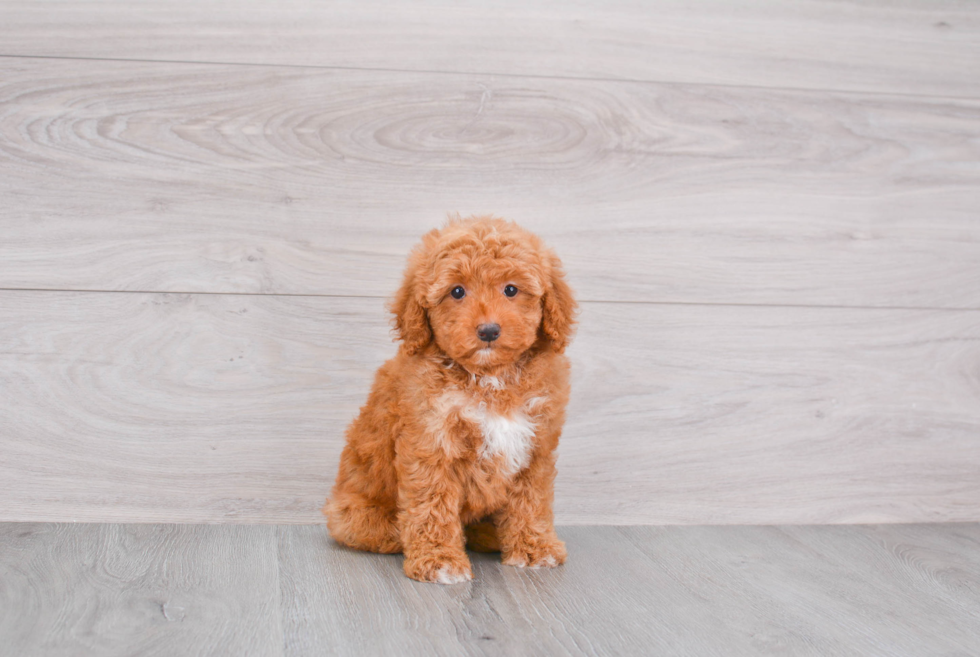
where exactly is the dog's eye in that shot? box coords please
[450,286,466,300]
[503,285,518,297]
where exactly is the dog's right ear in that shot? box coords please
[388,248,432,355]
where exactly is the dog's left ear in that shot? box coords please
[540,252,578,353]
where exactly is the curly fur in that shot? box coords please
[324,216,577,583]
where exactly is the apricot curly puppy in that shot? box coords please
[324,216,577,584]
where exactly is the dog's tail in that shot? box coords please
[464,521,501,553]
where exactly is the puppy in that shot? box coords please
[324,216,576,583]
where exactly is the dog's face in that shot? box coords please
[390,217,577,370]
[425,256,544,371]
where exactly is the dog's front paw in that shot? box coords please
[503,535,567,569]
[403,551,473,584]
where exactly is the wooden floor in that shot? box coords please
[1,1,979,526]
[1,522,978,656]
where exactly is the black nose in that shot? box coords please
[477,323,500,343]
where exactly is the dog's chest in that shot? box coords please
[430,389,540,475]
[473,408,536,474]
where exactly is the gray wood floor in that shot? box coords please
[2,522,978,656]
[1,0,979,526]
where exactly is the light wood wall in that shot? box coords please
[1,1,978,524]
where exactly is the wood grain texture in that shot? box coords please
[277,523,739,656]
[2,59,979,308]
[2,291,977,525]
[4,523,978,656]
[616,524,980,656]
[2,1,979,531]
[1,0,979,96]
[0,523,282,656]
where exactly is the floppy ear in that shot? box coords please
[388,250,432,355]
[540,253,578,353]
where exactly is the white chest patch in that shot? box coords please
[428,390,540,475]
[477,410,536,475]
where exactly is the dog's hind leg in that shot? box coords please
[324,492,402,554]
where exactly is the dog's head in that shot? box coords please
[389,216,577,370]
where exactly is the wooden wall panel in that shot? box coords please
[3,1,978,526]
[2,291,977,525]
[2,0,979,96]
[2,59,978,308]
